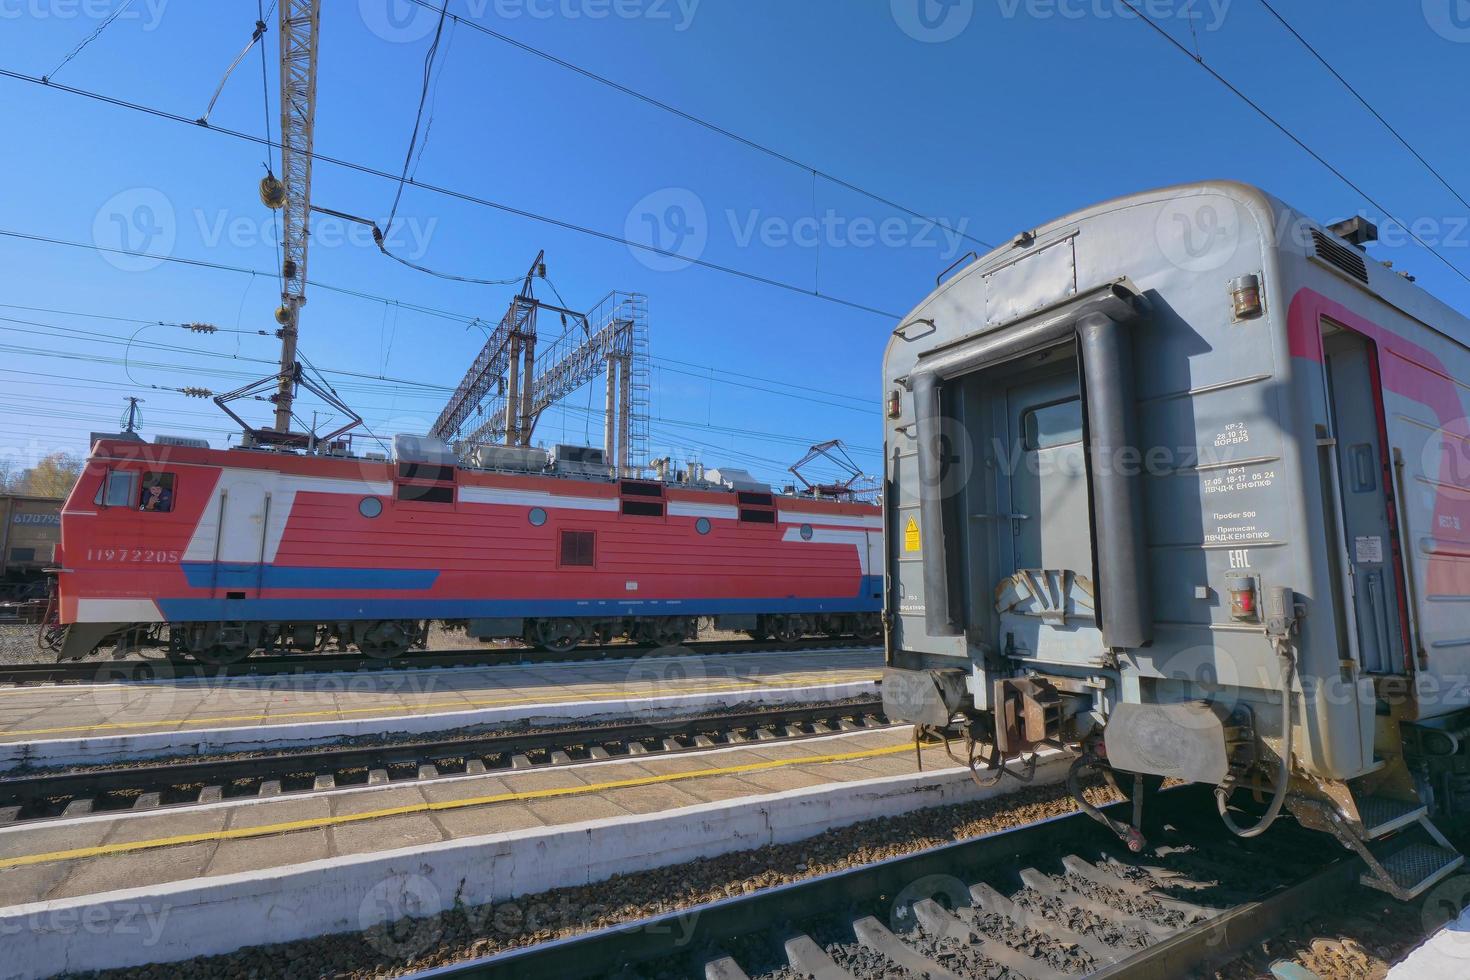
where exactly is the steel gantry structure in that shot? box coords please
[430,254,649,475]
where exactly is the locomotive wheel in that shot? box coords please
[649,618,690,647]
[189,622,254,665]
[768,616,803,644]
[357,621,411,660]
[534,619,584,655]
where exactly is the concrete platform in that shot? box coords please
[1386,895,1470,979]
[0,647,881,767]
[0,726,1072,978]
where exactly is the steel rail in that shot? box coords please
[403,787,1359,980]
[0,699,889,824]
[0,638,878,687]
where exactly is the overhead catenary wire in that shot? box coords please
[197,0,277,127]
[1255,0,1470,213]
[0,313,453,391]
[0,228,488,326]
[0,240,885,423]
[4,70,903,319]
[42,0,137,82]
[1116,0,1470,287]
[397,0,994,253]
[383,0,450,242]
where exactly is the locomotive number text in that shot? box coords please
[86,548,181,563]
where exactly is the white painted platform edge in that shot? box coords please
[0,755,1071,979]
[0,679,877,769]
[1,647,879,694]
[1385,900,1470,979]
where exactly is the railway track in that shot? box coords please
[0,637,878,687]
[410,787,1373,980]
[0,699,890,825]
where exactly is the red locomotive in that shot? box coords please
[47,436,880,663]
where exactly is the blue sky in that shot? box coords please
[1,0,1468,487]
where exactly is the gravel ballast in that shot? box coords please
[64,780,1122,979]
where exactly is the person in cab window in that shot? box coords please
[141,482,173,512]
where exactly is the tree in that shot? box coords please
[13,453,84,498]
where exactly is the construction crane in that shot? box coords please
[267,0,320,433]
[217,0,360,450]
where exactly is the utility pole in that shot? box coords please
[122,397,144,434]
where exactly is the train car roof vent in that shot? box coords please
[1326,216,1378,249]
[1310,228,1371,284]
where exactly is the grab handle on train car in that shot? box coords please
[936,251,977,286]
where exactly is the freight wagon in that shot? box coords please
[0,493,62,600]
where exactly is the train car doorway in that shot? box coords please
[1004,372,1092,577]
[1321,322,1408,675]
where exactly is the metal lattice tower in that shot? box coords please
[626,293,650,468]
[431,270,650,475]
[271,0,320,432]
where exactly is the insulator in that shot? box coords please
[259,174,286,209]
[179,387,213,398]
[185,322,218,334]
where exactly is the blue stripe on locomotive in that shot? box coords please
[157,572,884,621]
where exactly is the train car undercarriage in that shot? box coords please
[46,611,882,663]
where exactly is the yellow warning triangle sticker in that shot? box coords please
[904,516,921,552]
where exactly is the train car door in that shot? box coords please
[215,480,270,599]
[1322,325,1407,675]
[1004,372,1092,576]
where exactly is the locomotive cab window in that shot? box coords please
[1022,397,1083,451]
[94,470,138,509]
[559,530,595,567]
[139,472,175,512]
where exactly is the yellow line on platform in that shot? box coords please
[0,737,926,869]
[3,671,881,738]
